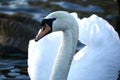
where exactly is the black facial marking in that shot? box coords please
[40,18,56,30]
[39,18,56,38]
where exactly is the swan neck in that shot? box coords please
[50,30,78,80]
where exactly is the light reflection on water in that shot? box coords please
[0,0,119,79]
[0,46,29,79]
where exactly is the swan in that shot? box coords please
[28,11,120,80]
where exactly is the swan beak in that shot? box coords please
[35,24,51,41]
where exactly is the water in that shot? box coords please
[0,46,29,79]
[0,0,119,80]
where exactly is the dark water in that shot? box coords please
[0,0,119,80]
[0,46,29,79]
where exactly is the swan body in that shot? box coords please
[28,32,62,80]
[28,11,120,80]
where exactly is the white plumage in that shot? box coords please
[28,11,120,80]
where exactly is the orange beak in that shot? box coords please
[35,24,51,41]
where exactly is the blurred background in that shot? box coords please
[0,0,119,80]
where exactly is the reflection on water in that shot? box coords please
[0,46,29,79]
[0,0,119,79]
[51,1,104,12]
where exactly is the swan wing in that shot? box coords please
[68,14,120,80]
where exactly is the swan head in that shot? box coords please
[35,11,78,41]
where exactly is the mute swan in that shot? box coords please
[28,11,120,80]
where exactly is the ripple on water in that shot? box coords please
[50,1,104,13]
[0,52,30,79]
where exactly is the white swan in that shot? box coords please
[28,11,120,80]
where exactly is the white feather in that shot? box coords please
[28,11,120,80]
